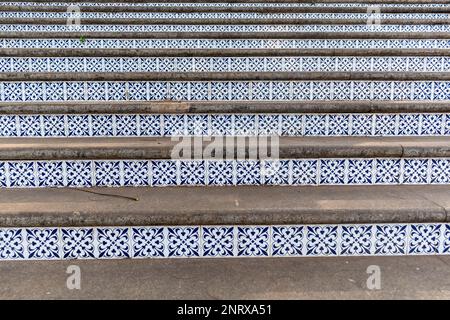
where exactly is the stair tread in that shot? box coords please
[1,100,448,114]
[1,136,449,160]
[0,184,448,227]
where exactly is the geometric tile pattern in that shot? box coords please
[2,40,449,49]
[1,223,450,260]
[3,25,450,33]
[1,113,449,137]
[0,158,449,188]
[2,12,448,19]
[3,2,448,8]
[1,81,449,101]
[2,57,448,73]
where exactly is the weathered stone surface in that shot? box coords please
[0,185,448,227]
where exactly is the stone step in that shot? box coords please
[0,136,448,160]
[4,72,450,81]
[0,184,448,227]
[4,31,450,39]
[3,3,450,13]
[1,112,448,138]
[3,17,449,25]
[0,185,449,260]
[2,57,448,73]
[2,101,449,114]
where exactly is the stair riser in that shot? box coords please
[2,57,449,73]
[1,81,448,102]
[3,2,449,8]
[3,12,449,19]
[3,39,449,49]
[0,223,449,260]
[1,113,449,137]
[3,25,450,33]
[0,158,448,188]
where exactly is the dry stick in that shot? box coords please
[71,188,140,201]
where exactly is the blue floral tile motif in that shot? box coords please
[306,226,338,256]
[340,225,373,255]
[1,113,450,138]
[42,115,65,137]
[374,225,407,255]
[66,161,92,187]
[0,162,6,187]
[94,161,122,187]
[408,224,441,254]
[0,115,17,137]
[351,114,373,136]
[67,115,90,137]
[163,115,185,136]
[91,115,114,136]
[139,115,161,136]
[235,161,261,185]
[263,160,290,185]
[347,159,373,184]
[37,161,64,187]
[207,160,234,186]
[398,114,420,136]
[97,228,130,259]
[237,227,269,257]
[210,115,233,136]
[122,161,150,186]
[320,159,346,185]
[272,226,303,256]
[258,115,280,136]
[8,162,36,187]
[187,115,209,136]
[375,114,397,136]
[26,228,60,259]
[328,114,350,136]
[291,160,318,185]
[421,114,443,135]
[281,115,302,136]
[115,115,138,137]
[430,159,450,184]
[304,115,326,136]
[202,227,234,257]
[179,161,205,186]
[443,225,450,254]
[151,160,178,186]
[2,81,450,102]
[132,227,165,258]
[167,227,199,257]
[234,115,256,136]
[375,159,401,184]
[61,228,95,259]
[0,229,24,259]
[403,159,429,184]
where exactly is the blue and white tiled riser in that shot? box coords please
[0,159,449,188]
[1,12,448,19]
[2,57,448,73]
[2,113,449,137]
[2,39,450,49]
[3,2,448,8]
[4,25,450,33]
[1,82,449,101]
[2,223,450,260]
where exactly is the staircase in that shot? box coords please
[0,0,449,260]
